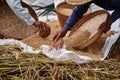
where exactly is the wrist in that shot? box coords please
[62,27,69,33]
[33,21,40,27]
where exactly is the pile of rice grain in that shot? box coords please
[65,30,91,47]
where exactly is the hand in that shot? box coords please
[99,21,108,33]
[99,18,113,33]
[33,21,51,38]
[53,28,68,42]
[52,28,68,49]
[33,21,41,27]
[51,38,64,49]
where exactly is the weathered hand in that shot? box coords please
[98,17,113,33]
[53,28,68,42]
[39,21,51,38]
[33,21,41,27]
[33,21,51,38]
[52,28,68,49]
[51,38,64,49]
[98,21,108,33]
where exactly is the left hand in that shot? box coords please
[33,21,51,38]
[98,17,113,33]
[33,21,41,27]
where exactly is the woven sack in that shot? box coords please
[56,2,92,29]
[67,10,108,50]
[0,0,39,39]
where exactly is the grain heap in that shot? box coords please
[65,30,91,47]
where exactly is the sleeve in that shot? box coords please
[6,0,36,25]
[64,2,92,30]
[109,9,120,22]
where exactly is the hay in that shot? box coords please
[0,45,119,80]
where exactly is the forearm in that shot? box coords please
[64,2,91,30]
[6,0,35,25]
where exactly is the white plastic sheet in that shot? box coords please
[0,39,41,54]
[41,45,93,64]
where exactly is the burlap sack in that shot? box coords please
[0,0,39,39]
[65,10,108,50]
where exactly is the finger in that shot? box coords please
[57,44,63,49]
[39,24,42,32]
[73,46,80,50]
[59,39,64,48]
[54,34,60,42]
[53,33,58,41]
[51,41,56,48]
[41,22,45,32]
[44,23,48,31]
[43,23,48,31]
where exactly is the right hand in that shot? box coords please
[51,38,64,49]
[98,15,113,33]
[52,28,68,49]
[53,28,68,42]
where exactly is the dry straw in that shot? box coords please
[0,45,119,80]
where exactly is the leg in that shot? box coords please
[108,36,120,61]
